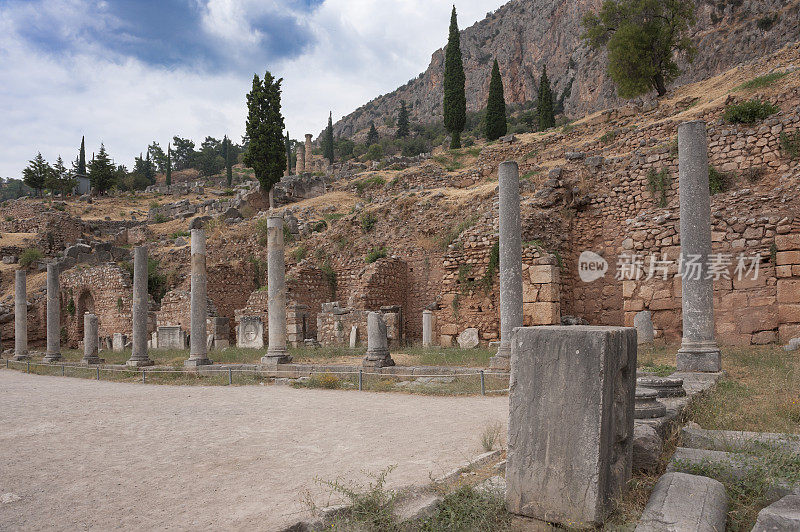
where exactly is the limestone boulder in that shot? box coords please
[457,328,479,349]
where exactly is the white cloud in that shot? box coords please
[0,0,506,178]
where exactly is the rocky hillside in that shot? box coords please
[331,0,799,139]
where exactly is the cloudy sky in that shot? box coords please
[0,0,507,178]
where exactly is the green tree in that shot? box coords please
[88,143,115,194]
[171,136,196,170]
[224,135,233,186]
[485,59,507,140]
[366,122,379,146]
[22,152,51,196]
[284,133,291,174]
[582,0,697,98]
[144,151,155,184]
[537,66,555,130]
[324,112,335,164]
[165,144,172,187]
[148,142,168,173]
[396,100,410,138]
[443,5,466,149]
[77,136,86,175]
[47,156,76,196]
[243,71,286,206]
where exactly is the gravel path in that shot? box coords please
[0,370,508,531]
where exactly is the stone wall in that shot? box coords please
[316,303,402,347]
[155,289,219,341]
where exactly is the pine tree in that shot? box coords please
[396,101,410,138]
[324,112,334,164]
[22,153,51,196]
[48,156,75,196]
[485,59,507,141]
[243,71,286,206]
[88,143,115,194]
[78,136,86,175]
[165,144,172,187]
[367,122,379,146]
[443,5,466,149]
[537,66,555,130]
[144,150,155,184]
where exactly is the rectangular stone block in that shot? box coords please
[777,251,800,266]
[775,233,800,251]
[112,333,127,352]
[529,265,559,284]
[525,302,560,326]
[157,326,187,349]
[506,326,637,527]
[777,279,800,304]
[237,316,264,348]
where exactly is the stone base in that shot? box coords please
[489,355,510,371]
[126,358,155,367]
[677,341,721,372]
[363,355,395,368]
[42,353,62,363]
[184,357,213,367]
[81,357,105,365]
[261,355,292,365]
[11,354,30,361]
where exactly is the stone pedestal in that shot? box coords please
[126,246,154,367]
[238,316,264,348]
[490,161,522,370]
[634,310,654,344]
[186,229,212,367]
[43,263,62,362]
[262,213,291,365]
[507,325,636,527]
[13,269,28,361]
[363,311,395,367]
[634,387,666,419]
[81,313,104,365]
[422,310,434,347]
[637,376,686,397]
[676,120,721,372]
[157,326,187,349]
[112,333,127,352]
[209,316,229,349]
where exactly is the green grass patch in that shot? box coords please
[436,215,477,250]
[724,99,779,124]
[735,72,788,91]
[364,246,387,263]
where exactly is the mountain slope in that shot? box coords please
[331,0,799,139]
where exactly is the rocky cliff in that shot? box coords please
[331,0,799,139]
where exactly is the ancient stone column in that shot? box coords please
[676,120,721,372]
[304,134,313,169]
[262,213,291,364]
[82,313,102,365]
[490,161,523,370]
[126,246,154,367]
[43,263,62,362]
[186,229,212,366]
[422,310,434,348]
[363,311,395,367]
[506,325,636,527]
[13,269,28,360]
[297,149,305,174]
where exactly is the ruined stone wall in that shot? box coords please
[155,289,219,340]
[286,265,336,334]
[60,264,134,347]
[433,226,561,347]
[0,203,86,254]
[207,263,254,340]
[316,305,402,347]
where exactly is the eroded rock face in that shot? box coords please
[330,0,798,140]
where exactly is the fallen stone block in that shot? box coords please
[633,423,663,473]
[635,472,727,532]
[752,494,800,531]
[681,422,800,454]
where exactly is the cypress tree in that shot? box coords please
[324,112,334,164]
[443,5,466,149]
[224,136,233,186]
[537,66,555,130]
[367,122,379,146]
[166,144,172,186]
[396,101,410,138]
[243,71,286,206]
[285,132,291,174]
[78,136,86,175]
[485,59,507,141]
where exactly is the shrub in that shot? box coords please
[365,144,383,161]
[255,217,269,246]
[307,373,341,389]
[599,129,617,144]
[292,245,307,262]
[365,246,387,263]
[153,214,169,224]
[321,262,337,296]
[647,168,670,207]
[19,248,42,268]
[437,216,477,250]
[360,212,377,233]
[709,165,731,195]
[779,131,800,160]
[354,175,385,195]
[170,230,190,239]
[723,99,779,124]
[66,297,75,316]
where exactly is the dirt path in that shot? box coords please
[0,370,508,531]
